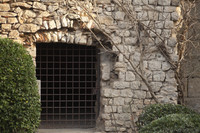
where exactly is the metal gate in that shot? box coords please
[36,43,99,128]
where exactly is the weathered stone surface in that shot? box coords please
[9,30,19,38]
[19,24,39,33]
[158,0,171,5]
[33,18,43,25]
[113,81,130,89]
[0,12,17,17]
[38,11,51,17]
[33,2,46,11]
[121,89,133,98]
[43,21,48,29]
[0,17,6,23]
[114,11,125,21]
[0,4,10,11]
[23,10,36,18]
[11,2,32,8]
[102,63,110,81]
[48,4,59,12]
[125,71,135,81]
[2,24,11,31]
[96,0,111,4]
[165,21,174,29]
[148,61,162,70]
[153,71,165,81]
[133,90,146,99]
[98,16,113,25]
[49,20,56,29]
[8,17,18,24]
[114,97,124,105]
[61,15,68,27]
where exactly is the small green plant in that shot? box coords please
[0,38,41,133]
[137,104,197,129]
[139,114,200,133]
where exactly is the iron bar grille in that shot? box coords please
[36,43,99,128]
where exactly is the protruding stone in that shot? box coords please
[33,18,43,25]
[38,11,51,17]
[79,35,87,44]
[61,15,68,27]
[23,10,36,18]
[11,2,32,8]
[2,24,11,31]
[9,30,19,38]
[33,2,46,11]
[0,12,17,17]
[19,24,39,33]
[48,4,59,12]
[8,17,18,24]
[0,17,6,23]
[114,11,125,21]
[43,21,48,29]
[0,4,10,11]
[49,20,56,29]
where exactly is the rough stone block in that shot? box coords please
[9,30,19,38]
[153,71,165,81]
[8,17,18,24]
[121,89,133,98]
[0,4,10,11]
[2,24,11,31]
[149,0,157,5]
[133,90,146,99]
[158,0,171,5]
[171,12,179,21]
[23,10,36,18]
[96,0,111,4]
[114,97,124,105]
[33,2,46,11]
[164,6,176,13]
[130,81,141,90]
[0,12,17,17]
[165,21,174,29]
[49,20,56,29]
[148,60,162,70]
[11,2,32,8]
[125,71,135,81]
[113,81,130,89]
[0,17,6,23]
[19,24,39,33]
[114,11,125,21]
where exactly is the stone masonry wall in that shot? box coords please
[0,0,180,132]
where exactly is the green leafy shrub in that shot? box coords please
[137,104,197,129]
[0,38,41,133]
[139,114,200,133]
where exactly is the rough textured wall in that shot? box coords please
[0,0,180,132]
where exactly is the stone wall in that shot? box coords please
[0,0,180,132]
